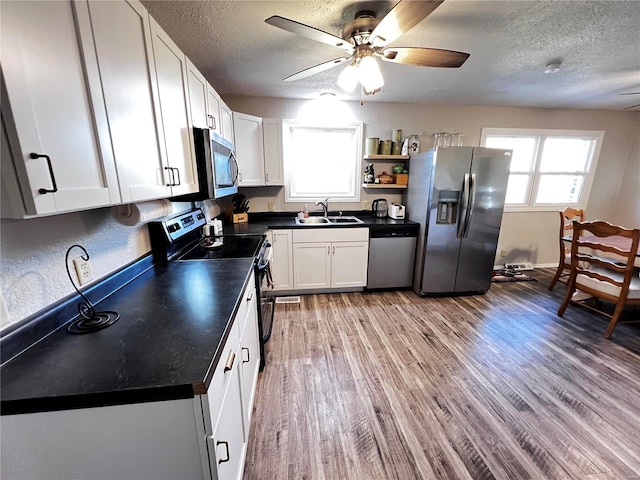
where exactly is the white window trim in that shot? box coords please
[480,127,604,212]
[282,120,363,203]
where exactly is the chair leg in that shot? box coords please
[557,285,574,316]
[548,263,564,290]
[604,302,626,339]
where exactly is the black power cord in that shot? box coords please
[65,244,120,334]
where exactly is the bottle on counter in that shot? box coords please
[303,204,309,218]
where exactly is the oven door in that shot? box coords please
[255,245,275,371]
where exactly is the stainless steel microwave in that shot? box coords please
[175,128,238,200]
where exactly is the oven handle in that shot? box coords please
[256,258,270,272]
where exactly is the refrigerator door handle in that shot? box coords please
[457,173,470,238]
[463,173,476,238]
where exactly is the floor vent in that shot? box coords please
[275,296,301,304]
[504,263,534,271]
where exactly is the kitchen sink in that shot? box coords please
[295,217,331,224]
[295,216,363,225]
[327,216,364,224]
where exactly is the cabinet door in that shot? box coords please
[262,118,284,186]
[149,19,199,196]
[87,0,170,203]
[270,229,293,290]
[208,356,246,480]
[186,59,209,129]
[206,85,222,136]
[232,112,264,186]
[332,241,369,287]
[220,101,235,144]
[239,290,260,432]
[293,242,331,289]
[1,0,120,216]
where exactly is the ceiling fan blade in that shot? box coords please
[369,0,444,47]
[265,15,354,54]
[622,103,640,110]
[283,57,351,82]
[381,47,469,68]
[620,92,640,95]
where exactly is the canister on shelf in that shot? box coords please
[392,129,403,143]
[392,142,402,155]
[380,140,392,155]
[365,137,380,155]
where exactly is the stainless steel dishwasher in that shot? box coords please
[367,224,418,289]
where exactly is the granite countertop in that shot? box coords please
[1,257,254,415]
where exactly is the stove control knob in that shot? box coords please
[196,212,205,220]
[167,223,180,233]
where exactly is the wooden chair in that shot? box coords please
[557,221,640,338]
[548,207,586,290]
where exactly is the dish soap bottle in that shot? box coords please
[303,204,309,218]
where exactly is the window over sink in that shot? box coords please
[282,120,363,202]
[480,127,604,212]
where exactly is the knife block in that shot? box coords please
[232,213,248,223]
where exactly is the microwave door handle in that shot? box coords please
[231,152,239,185]
[463,173,476,238]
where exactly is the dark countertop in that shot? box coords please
[222,211,419,236]
[1,258,254,415]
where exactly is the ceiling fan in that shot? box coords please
[621,92,640,110]
[265,0,469,95]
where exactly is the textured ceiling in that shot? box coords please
[141,0,640,110]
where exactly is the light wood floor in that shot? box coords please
[244,270,640,479]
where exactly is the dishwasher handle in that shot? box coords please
[369,227,418,239]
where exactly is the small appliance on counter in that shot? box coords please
[388,204,405,219]
[372,198,388,218]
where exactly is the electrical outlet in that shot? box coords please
[500,249,508,258]
[74,256,93,286]
[268,202,275,212]
[362,200,371,210]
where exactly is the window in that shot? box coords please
[282,120,363,202]
[480,128,604,211]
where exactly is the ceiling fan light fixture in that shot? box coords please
[358,55,384,94]
[337,62,359,92]
[544,62,562,74]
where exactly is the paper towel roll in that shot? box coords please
[112,199,172,226]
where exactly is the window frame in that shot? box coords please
[480,127,604,212]
[282,119,363,203]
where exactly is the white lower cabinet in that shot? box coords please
[267,229,294,290]
[0,274,260,480]
[292,228,369,290]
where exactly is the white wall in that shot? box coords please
[226,95,639,266]
[0,203,196,330]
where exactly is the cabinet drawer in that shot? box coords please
[235,271,255,337]
[292,227,368,243]
[205,316,241,434]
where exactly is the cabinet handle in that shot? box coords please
[223,351,236,372]
[31,153,58,194]
[164,166,175,186]
[208,115,216,131]
[333,246,335,255]
[247,289,254,301]
[265,173,269,182]
[238,172,243,183]
[216,440,230,464]
[172,167,181,185]
[242,346,250,363]
[327,246,330,255]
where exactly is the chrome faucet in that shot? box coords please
[315,198,329,217]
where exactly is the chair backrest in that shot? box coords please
[558,208,586,259]
[570,220,640,298]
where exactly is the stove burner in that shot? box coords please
[67,311,120,334]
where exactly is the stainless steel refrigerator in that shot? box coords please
[405,147,512,295]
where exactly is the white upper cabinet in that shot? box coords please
[1,0,121,217]
[86,0,170,203]
[262,118,284,186]
[206,84,222,135]
[220,100,235,144]
[149,19,199,196]
[186,59,209,129]
[232,112,265,186]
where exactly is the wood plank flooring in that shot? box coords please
[243,270,640,479]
